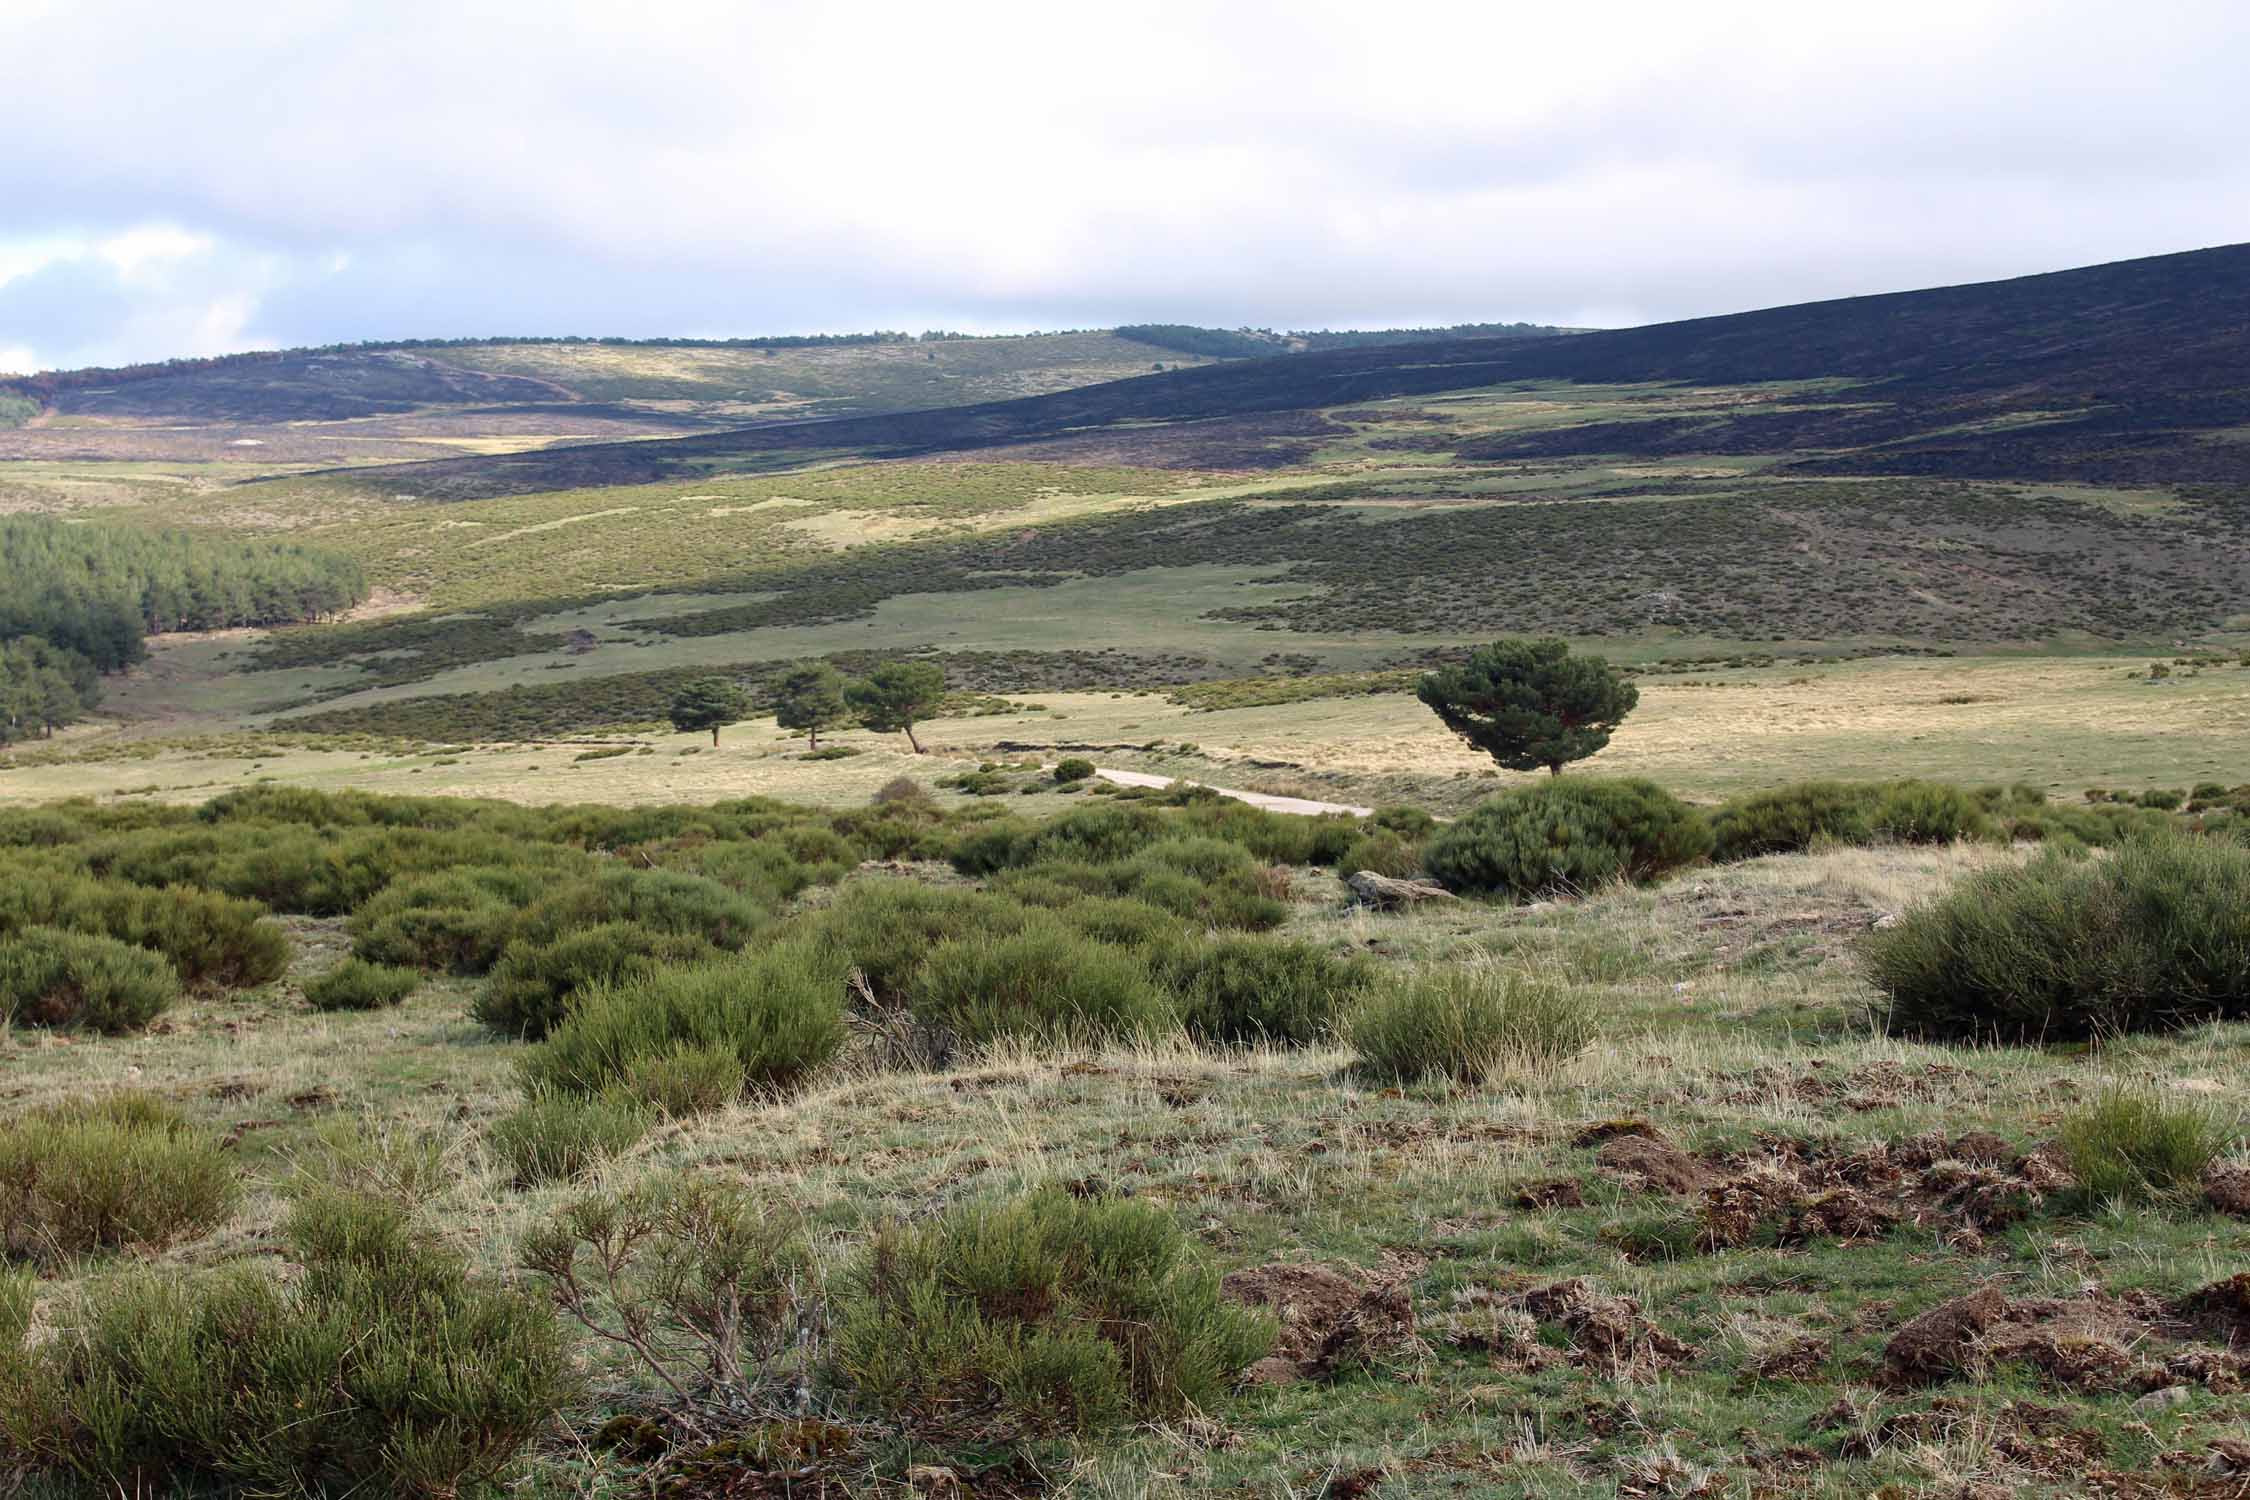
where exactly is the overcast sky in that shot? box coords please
[3,0,2246,374]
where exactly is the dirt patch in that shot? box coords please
[2204,1166,2250,1217]
[1442,1277,1699,1382]
[1627,1131,2073,1256]
[1751,1335,1833,1383]
[1221,1263,1418,1386]
[1597,1133,1705,1194]
[1884,1281,2250,1396]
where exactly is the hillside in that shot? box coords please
[315,243,2250,500]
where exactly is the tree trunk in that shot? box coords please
[1547,762,1563,775]
[711,726,721,747]
[808,725,820,751]
[905,723,923,754]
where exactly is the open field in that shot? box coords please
[6,826,2247,1497]
[9,653,2245,813]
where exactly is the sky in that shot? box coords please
[3,0,2246,375]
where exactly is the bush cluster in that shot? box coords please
[1868,837,2250,1040]
[0,1095,238,1262]
[1349,969,1595,1083]
[828,1187,1273,1437]
[0,1190,577,1498]
[1423,778,1711,898]
[0,927,180,1032]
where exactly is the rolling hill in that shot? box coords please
[311,242,2250,499]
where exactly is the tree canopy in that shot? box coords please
[1416,637,1638,776]
[772,663,851,750]
[846,661,946,754]
[0,515,367,673]
[668,677,750,746]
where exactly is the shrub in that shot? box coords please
[0,1095,238,1262]
[477,922,716,1040]
[1708,779,1995,862]
[304,958,420,1012]
[1371,805,1438,839]
[1053,757,1096,784]
[1337,830,1422,878]
[1868,837,2250,1041]
[947,816,1036,875]
[807,881,1031,1007]
[348,866,544,974]
[523,1175,814,1407]
[0,927,179,1032]
[1348,969,1596,1083]
[2138,787,2185,811]
[488,1091,650,1186]
[624,1041,750,1118]
[908,920,1178,1048]
[1422,778,1712,898]
[0,1190,577,1498]
[1021,802,1165,865]
[1155,936,1376,1045]
[872,776,933,806]
[1054,896,1191,949]
[513,868,770,951]
[828,1188,1272,1437]
[523,942,847,1104]
[0,875,288,991]
[2057,1089,2228,1205]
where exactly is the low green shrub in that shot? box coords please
[1371,805,1437,838]
[1053,895,1191,949]
[488,1091,650,1186]
[0,874,288,991]
[1337,830,1422,878]
[522,942,847,1104]
[1707,779,1996,861]
[1868,837,2250,1040]
[828,1187,1272,1437]
[1156,936,1376,1045]
[477,922,716,1040]
[0,1095,238,1263]
[0,927,180,1032]
[908,919,1177,1048]
[2057,1088,2229,1205]
[348,866,545,974]
[1349,969,1596,1083]
[1052,757,1097,784]
[0,1190,577,1498]
[523,1175,813,1405]
[623,1041,749,1118]
[1422,778,1712,898]
[304,958,420,1012]
[806,881,1031,1007]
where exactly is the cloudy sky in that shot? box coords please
[3,0,2245,373]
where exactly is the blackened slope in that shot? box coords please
[307,242,2250,498]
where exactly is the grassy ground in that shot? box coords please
[6,843,2245,1496]
[10,653,2244,813]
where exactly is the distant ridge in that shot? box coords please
[308,243,2250,498]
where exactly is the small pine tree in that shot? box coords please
[846,661,946,754]
[772,663,852,751]
[668,677,749,747]
[1417,638,1638,776]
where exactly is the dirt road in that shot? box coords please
[1093,767,1371,818]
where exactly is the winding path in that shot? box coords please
[1092,767,1371,818]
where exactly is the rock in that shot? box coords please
[1870,911,1902,930]
[2134,1384,2192,1413]
[1885,1286,2007,1383]
[1344,870,1455,910]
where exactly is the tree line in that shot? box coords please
[0,518,367,744]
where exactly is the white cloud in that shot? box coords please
[95,225,216,282]
[0,0,2245,362]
